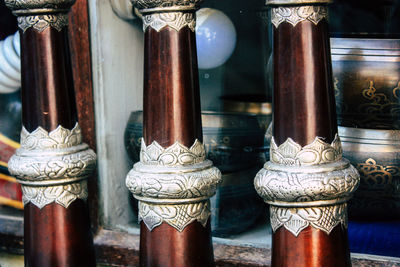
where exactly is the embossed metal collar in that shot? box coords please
[142,12,196,32]
[20,122,82,150]
[271,6,327,28]
[140,138,205,166]
[267,0,331,6]
[270,134,342,166]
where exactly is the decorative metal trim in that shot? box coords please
[21,180,88,209]
[126,139,221,232]
[142,12,195,32]
[4,0,74,31]
[255,135,360,236]
[133,0,201,12]
[255,159,359,204]
[271,6,327,28]
[139,201,210,232]
[126,161,220,202]
[140,138,205,166]
[8,123,96,209]
[21,123,82,150]
[17,14,69,32]
[270,203,347,236]
[267,0,332,6]
[270,134,342,166]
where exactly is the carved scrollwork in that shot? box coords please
[142,12,195,32]
[271,6,327,28]
[270,134,342,166]
[270,203,347,236]
[21,180,88,209]
[140,138,205,166]
[139,201,210,231]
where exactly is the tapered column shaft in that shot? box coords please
[5,1,96,266]
[126,1,221,267]
[143,26,202,147]
[255,1,360,266]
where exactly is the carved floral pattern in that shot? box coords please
[17,14,69,32]
[127,139,221,232]
[126,163,220,199]
[21,180,88,209]
[133,0,201,10]
[139,201,210,231]
[21,123,82,150]
[9,123,96,209]
[271,6,327,28]
[142,12,195,32]
[270,134,342,166]
[254,161,359,202]
[140,138,205,166]
[256,136,359,236]
[270,203,347,236]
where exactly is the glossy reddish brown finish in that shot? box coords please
[271,225,350,267]
[273,20,337,146]
[24,200,96,267]
[20,27,77,132]
[140,221,214,267]
[68,0,99,231]
[143,26,202,148]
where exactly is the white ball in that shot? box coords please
[196,8,237,70]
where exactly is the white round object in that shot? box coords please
[196,8,237,70]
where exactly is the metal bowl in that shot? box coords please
[339,126,400,219]
[332,38,400,129]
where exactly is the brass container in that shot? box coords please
[125,110,271,236]
[331,38,400,129]
[339,126,400,219]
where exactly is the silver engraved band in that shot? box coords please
[270,5,328,28]
[8,123,96,209]
[4,0,74,31]
[255,135,360,235]
[126,139,221,231]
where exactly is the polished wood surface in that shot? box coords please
[272,225,350,267]
[68,0,99,231]
[24,201,96,267]
[273,20,337,146]
[20,27,77,132]
[143,27,202,148]
[140,221,214,267]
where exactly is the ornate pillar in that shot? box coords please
[4,0,97,266]
[125,1,221,266]
[254,1,360,266]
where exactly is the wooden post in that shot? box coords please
[125,1,221,266]
[4,0,97,266]
[254,1,360,266]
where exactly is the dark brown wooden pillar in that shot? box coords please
[254,1,360,266]
[5,0,97,266]
[125,1,221,267]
